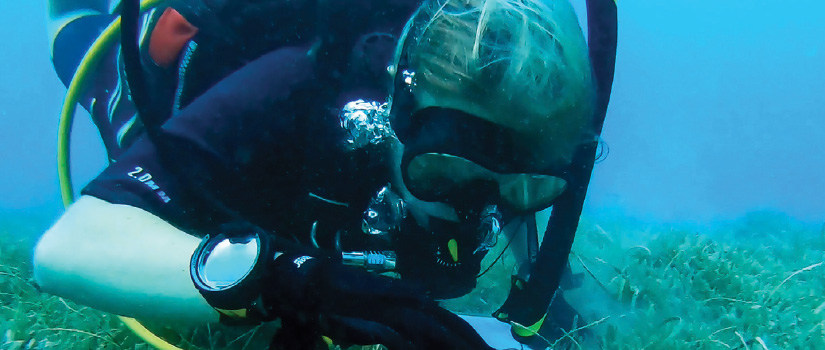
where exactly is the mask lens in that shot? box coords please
[498,174,567,213]
[405,153,566,213]
[405,153,494,201]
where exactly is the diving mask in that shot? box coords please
[388,7,574,215]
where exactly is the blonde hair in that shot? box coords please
[395,0,595,166]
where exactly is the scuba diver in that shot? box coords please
[35,0,616,348]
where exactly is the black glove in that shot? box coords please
[265,252,493,350]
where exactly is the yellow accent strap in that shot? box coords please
[215,308,248,319]
[118,317,178,348]
[58,0,165,205]
[58,1,181,349]
[447,239,459,262]
[56,13,125,206]
[512,313,547,338]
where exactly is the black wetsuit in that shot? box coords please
[58,1,420,243]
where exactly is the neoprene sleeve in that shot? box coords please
[83,45,320,233]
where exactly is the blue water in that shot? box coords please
[0,1,107,226]
[2,1,823,230]
[583,1,825,224]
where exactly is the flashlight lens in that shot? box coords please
[196,235,260,290]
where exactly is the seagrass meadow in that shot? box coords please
[565,214,825,349]
[2,212,824,349]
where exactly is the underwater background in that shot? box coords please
[0,0,823,349]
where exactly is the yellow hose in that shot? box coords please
[57,1,182,349]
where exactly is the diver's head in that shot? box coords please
[390,0,594,220]
[388,0,595,297]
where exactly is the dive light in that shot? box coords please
[192,231,400,311]
[191,232,272,311]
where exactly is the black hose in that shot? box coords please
[119,0,251,229]
[540,0,619,308]
[120,0,164,141]
[495,0,618,325]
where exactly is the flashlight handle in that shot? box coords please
[342,251,396,272]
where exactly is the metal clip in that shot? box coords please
[362,185,407,235]
[342,251,397,272]
[475,205,503,254]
